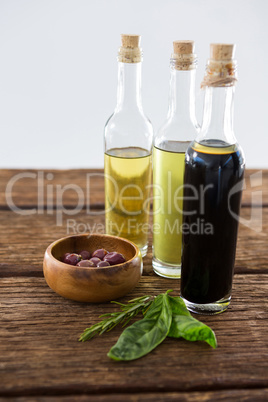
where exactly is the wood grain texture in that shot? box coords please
[1,389,268,401]
[0,168,267,400]
[0,168,267,208]
[0,207,267,278]
[0,169,105,208]
[0,275,268,398]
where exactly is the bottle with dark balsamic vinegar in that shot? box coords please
[153,41,199,278]
[104,35,153,257]
[181,44,245,314]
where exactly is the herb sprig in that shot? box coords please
[79,295,153,342]
[79,291,217,360]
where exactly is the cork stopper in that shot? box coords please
[118,34,142,63]
[121,34,141,49]
[201,43,237,88]
[173,40,195,55]
[210,43,235,61]
[171,40,197,71]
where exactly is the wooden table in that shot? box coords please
[0,169,267,401]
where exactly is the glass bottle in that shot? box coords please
[104,34,153,257]
[181,44,245,314]
[153,41,199,278]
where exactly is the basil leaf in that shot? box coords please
[168,297,217,349]
[108,292,172,361]
[168,295,191,316]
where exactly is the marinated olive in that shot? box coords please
[92,248,108,260]
[64,253,81,266]
[61,248,126,267]
[80,250,91,260]
[76,259,95,267]
[89,257,101,266]
[97,260,110,267]
[63,253,70,263]
[103,252,126,265]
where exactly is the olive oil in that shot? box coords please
[153,142,190,276]
[152,40,199,278]
[181,140,245,307]
[105,147,152,255]
[104,35,153,257]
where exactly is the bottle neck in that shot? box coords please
[197,86,236,146]
[116,62,142,111]
[168,68,197,125]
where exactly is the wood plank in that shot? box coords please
[0,389,268,401]
[242,169,267,206]
[0,275,267,397]
[234,207,268,272]
[0,169,267,208]
[1,169,267,400]
[0,207,267,278]
[0,169,105,208]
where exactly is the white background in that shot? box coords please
[0,0,267,169]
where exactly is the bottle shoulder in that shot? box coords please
[104,110,153,153]
[154,116,199,148]
[104,109,153,136]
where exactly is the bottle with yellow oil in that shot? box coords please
[104,35,153,256]
[153,41,199,278]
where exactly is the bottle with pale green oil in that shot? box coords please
[153,41,199,278]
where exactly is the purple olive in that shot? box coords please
[76,260,95,267]
[64,253,81,266]
[97,260,110,267]
[103,252,126,266]
[62,253,70,262]
[92,248,108,260]
[80,250,91,260]
[89,257,101,266]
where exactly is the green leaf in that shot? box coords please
[168,295,191,317]
[168,296,217,349]
[108,291,172,361]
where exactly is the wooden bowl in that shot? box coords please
[43,234,143,303]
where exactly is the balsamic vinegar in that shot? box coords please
[180,42,245,314]
[181,140,245,304]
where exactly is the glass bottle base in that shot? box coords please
[181,295,231,315]
[152,257,181,278]
[139,244,148,258]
